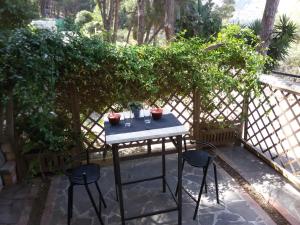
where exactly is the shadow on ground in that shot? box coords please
[41,154,275,225]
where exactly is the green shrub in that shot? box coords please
[75,10,94,27]
[0,0,38,31]
[0,25,265,154]
[0,28,72,153]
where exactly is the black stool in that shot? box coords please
[65,151,107,225]
[176,139,219,220]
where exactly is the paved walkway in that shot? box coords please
[41,153,276,225]
[216,146,300,225]
[0,181,40,225]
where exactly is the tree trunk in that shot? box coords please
[137,0,145,45]
[96,0,107,27]
[70,85,82,153]
[148,24,163,44]
[39,0,47,17]
[5,91,26,180]
[6,91,14,141]
[144,24,152,43]
[56,8,60,17]
[96,0,115,41]
[259,0,280,54]
[126,25,133,44]
[112,0,120,43]
[108,0,115,30]
[164,0,175,41]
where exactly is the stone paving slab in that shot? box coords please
[216,146,300,225]
[41,154,276,225]
[0,182,39,225]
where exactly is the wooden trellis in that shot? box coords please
[198,90,244,126]
[77,74,300,183]
[245,81,300,178]
[80,93,194,151]
[9,71,297,186]
[80,86,246,152]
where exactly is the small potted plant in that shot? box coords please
[128,102,143,118]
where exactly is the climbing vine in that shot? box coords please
[0,25,265,153]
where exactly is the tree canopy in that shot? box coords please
[0,0,38,31]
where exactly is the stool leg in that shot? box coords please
[193,166,208,220]
[203,168,208,194]
[175,159,185,196]
[84,184,105,225]
[67,185,73,225]
[183,137,187,152]
[162,138,166,192]
[95,182,107,208]
[112,151,119,202]
[213,163,220,204]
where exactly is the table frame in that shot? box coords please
[110,135,183,225]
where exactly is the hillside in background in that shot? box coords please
[231,0,300,25]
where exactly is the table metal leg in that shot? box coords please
[112,144,126,225]
[162,138,166,192]
[147,139,152,154]
[177,135,183,225]
[112,145,119,201]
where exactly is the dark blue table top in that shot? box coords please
[104,113,182,136]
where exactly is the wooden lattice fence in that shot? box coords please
[191,87,245,146]
[3,70,300,186]
[80,89,247,155]
[244,76,300,179]
[79,74,300,184]
[80,93,194,151]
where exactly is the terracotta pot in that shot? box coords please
[108,113,121,125]
[151,108,163,120]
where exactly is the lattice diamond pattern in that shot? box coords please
[80,93,193,150]
[81,105,121,150]
[198,90,244,126]
[246,84,300,176]
[78,81,300,179]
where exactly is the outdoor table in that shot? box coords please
[104,112,188,225]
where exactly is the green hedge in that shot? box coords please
[0,25,265,153]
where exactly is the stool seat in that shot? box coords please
[66,162,106,225]
[176,139,219,220]
[183,150,211,168]
[69,164,100,185]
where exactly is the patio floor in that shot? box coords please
[1,146,300,225]
[40,150,276,225]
